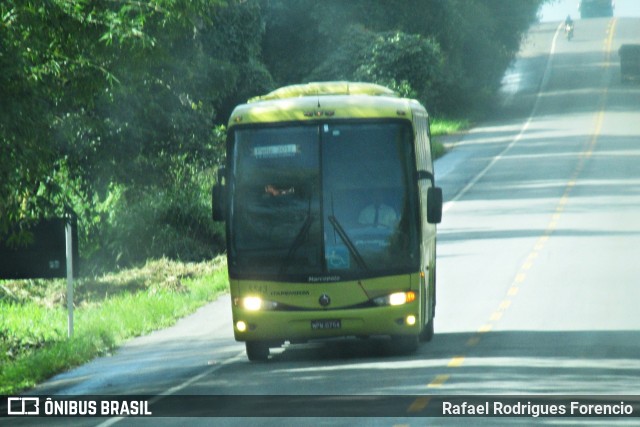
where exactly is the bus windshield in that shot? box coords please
[229,121,419,281]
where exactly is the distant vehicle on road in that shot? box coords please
[212,82,443,361]
[619,44,640,83]
[565,23,574,41]
[579,0,614,18]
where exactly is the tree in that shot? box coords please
[354,32,447,112]
[260,0,545,116]
[0,0,253,268]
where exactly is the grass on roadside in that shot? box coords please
[430,117,471,159]
[0,256,229,395]
[430,118,470,136]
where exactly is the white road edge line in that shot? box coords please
[442,22,563,214]
[96,350,246,426]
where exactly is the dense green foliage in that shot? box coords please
[1,0,544,272]
[261,0,545,114]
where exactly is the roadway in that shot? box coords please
[6,11,640,427]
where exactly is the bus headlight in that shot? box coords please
[373,291,416,306]
[243,296,262,311]
[240,296,278,311]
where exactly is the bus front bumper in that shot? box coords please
[232,302,420,342]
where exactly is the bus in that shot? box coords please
[579,0,614,18]
[212,82,442,361]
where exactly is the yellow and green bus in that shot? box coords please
[212,82,442,361]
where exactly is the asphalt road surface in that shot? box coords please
[5,10,640,427]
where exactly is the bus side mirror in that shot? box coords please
[212,168,226,222]
[427,186,443,224]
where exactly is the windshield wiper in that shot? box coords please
[328,215,368,271]
[278,214,313,276]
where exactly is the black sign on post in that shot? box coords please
[0,217,79,280]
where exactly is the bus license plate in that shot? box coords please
[311,319,341,330]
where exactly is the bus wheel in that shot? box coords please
[420,296,435,342]
[246,341,270,361]
[391,335,419,354]
[420,315,434,342]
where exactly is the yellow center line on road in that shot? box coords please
[427,374,451,388]
[466,336,481,347]
[499,300,512,310]
[406,396,431,413]
[404,18,619,420]
[478,324,493,333]
[474,16,618,346]
[448,356,466,368]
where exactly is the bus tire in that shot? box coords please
[420,264,436,342]
[420,315,434,342]
[246,341,270,361]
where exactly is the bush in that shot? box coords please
[354,31,449,114]
[87,159,225,272]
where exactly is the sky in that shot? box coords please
[539,0,640,22]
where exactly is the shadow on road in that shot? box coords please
[192,330,640,396]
